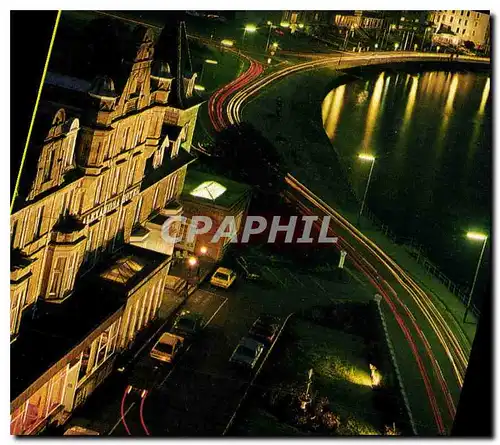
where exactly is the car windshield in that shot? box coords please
[176,318,195,331]
[236,345,255,358]
[214,272,229,280]
[252,324,272,335]
[155,342,174,354]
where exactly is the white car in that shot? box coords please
[229,337,265,369]
[210,267,237,289]
[150,332,184,364]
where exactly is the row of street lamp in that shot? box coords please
[357,153,488,324]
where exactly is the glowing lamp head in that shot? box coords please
[221,39,234,47]
[272,42,279,48]
[200,246,208,255]
[205,59,218,65]
[358,153,375,162]
[194,85,205,91]
[280,21,290,28]
[374,43,379,49]
[267,21,272,26]
[394,43,399,50]
[298,23,304,29]
[245,24,257,32]
[466,232,488,241]
[188,256,198,267]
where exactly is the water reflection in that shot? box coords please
[361,72,385,152]
[400,75,419,138]
[435,73,459,156]
[478,77,490,117]
[322,85,346,142]
[467,77,490,165]
[321,69,490,283]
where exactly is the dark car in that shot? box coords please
[248,315,281,344]
[172,311,203,338]
[229,337,265,369]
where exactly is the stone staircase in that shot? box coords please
[164,274,187,296]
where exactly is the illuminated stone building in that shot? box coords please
[430,10,490,49]
[10,25,202,435]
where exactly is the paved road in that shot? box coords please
[66,254,371,436]
[205,50,489,434]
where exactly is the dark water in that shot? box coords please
[321,69,491,308]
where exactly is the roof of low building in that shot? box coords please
[181,169,252,210]
[10,244,170,402]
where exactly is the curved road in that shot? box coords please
[207,49,490,434]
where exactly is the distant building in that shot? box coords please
[430,10,490,48]
[334,11,385,30]
[10,24,204,435]
[281,10,334,32]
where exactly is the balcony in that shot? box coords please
[51,215,86,245]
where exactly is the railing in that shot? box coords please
[361,206,480,318]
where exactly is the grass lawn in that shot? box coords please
[240,318,382,435]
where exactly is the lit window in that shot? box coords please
[190,181,227,200]
[134,197,143,225]
[34,206,44,238]
[152,186,160,210]
[112,168,121,195]
[48,256,67,298]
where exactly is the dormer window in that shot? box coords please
[43,150,55,183]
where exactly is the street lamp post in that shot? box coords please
[421,27,431,51]
[463,232,488,323]
[343,28,349,50]
[357,154,376,226]
[265,21,274,52]
[242,24,257,46]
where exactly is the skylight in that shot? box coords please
[190,181,227,200]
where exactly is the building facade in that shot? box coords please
[334,11,385,30]
[430,10,490,48]
[10,25,202,435]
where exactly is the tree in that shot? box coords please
[212,123,286,192]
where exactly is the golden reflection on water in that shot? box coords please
[401,75,419,137]
[322,85,346,142]
[361,72,385,152]
[478,77,490,117]
[380,76,391,111]
[467,77,490,166]
[322,71,488,174]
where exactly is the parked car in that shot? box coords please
[229,337,265,369]
[150,332,184,363]
[172,311,203,338]
[248,314,280,344]
[210,267,237,289]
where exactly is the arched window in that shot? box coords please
[65,118,79,168]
